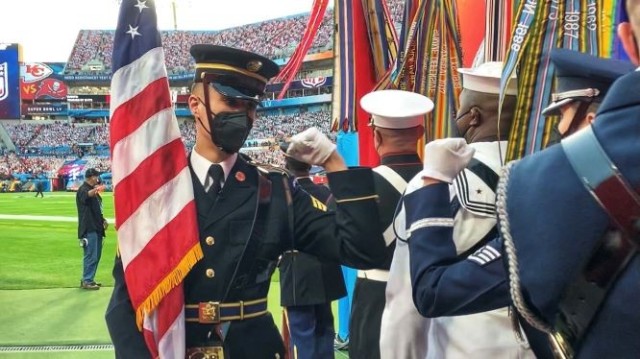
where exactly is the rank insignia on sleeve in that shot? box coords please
[310,196,327,212]
[468,245,502,266]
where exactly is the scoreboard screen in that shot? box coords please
[0,43,21,119]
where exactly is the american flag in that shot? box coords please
[109,0,202,357]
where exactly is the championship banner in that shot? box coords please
[22,104,68,116]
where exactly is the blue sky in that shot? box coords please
[0,0,326,62]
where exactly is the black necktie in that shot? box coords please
[206,164,224,202]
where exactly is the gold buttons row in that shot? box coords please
[204,236,216,278]
[205,236,215,246]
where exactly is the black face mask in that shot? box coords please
[547,101,593,148]
[546,125,565,147]
[211,111,253,153]
[198,107,253,154]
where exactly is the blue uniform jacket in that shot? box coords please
[405,183,509,317]
[504,70,640,358]
[404,179,553,358]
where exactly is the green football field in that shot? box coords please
[0,192,347,358]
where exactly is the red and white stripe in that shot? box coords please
[110,45,199,358]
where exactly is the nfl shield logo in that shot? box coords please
[301,76,327,89]
[0,62,7,101]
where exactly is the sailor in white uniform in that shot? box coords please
[381,62,535,359]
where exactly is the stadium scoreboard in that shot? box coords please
[0,43,21,119]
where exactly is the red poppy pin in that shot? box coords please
[235,171,246,182]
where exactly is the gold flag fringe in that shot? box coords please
[135,242,204,331]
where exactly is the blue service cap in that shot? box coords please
[190,44,280,103]
[542,48,636,116]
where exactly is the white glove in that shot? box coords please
[287,127,336,166]
[418,138,475,183]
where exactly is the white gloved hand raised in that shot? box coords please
[418,138,475,183]
[287,127,337,166]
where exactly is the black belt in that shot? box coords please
[185,298,268,324]
[552,127,639,358]
[550,231,634,358]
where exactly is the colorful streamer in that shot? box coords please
[275,0,329,100]
[389,0,464,142]
[485,0,516,61]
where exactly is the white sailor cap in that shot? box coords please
[457,61,518,96]
[360,89,434,129]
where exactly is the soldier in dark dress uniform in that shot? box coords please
[105,45,386,359]
[278,143,346,359]
[349,89,432,359]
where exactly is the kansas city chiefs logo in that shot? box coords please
[21,63,53,83]
[0,62,8,101]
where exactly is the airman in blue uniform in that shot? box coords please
[404,48,636,358]
[500,6,640,357]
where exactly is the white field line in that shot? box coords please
[0,214,115,223]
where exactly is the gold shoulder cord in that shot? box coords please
[334,194,379,203]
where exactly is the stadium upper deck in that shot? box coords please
[63,0,405,75]
[0,0,405,181]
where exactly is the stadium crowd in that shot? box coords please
[5,0,388,184]
[251,110,332,140]
[65,12,333,74]
[4,122,106,153]
[0,110,332,180]
[3,123,39,147]
[64,0,405,74]
[0,153,67,180]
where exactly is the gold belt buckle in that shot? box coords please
[548,331,574,359]
[198,301,221,324]
[186,346,224,359]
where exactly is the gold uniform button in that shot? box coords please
[205,236,215,246]
[205,269,215,278]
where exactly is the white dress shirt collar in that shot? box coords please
[190,148,238,189]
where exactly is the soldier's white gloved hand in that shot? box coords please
[418,138,475,183]
[287,127,336,166]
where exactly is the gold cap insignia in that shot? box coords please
[246,60,263,72]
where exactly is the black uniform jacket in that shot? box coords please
[105,154,385,358]
[76,181,104,239]
[373,153,423,269]
[348,153,422,359]
[279,177,347,306]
